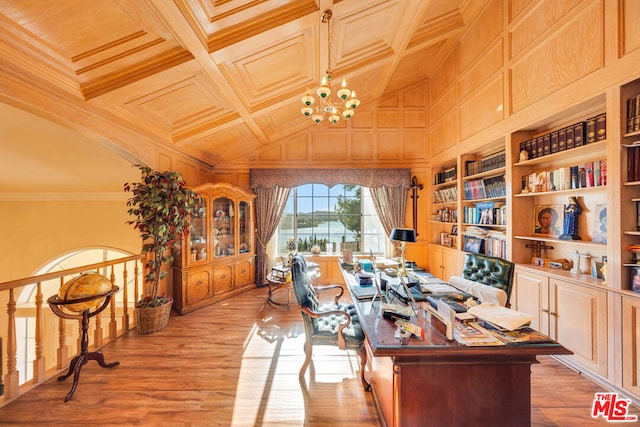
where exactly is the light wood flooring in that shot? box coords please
[0,286,637,426]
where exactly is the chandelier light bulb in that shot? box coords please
[347,91,360,109]
[301,93,314,106]
[312,111,324,123]
[329,114,340,124]
[301,106,314,116]
[342,108,354,119]
[337,79,351,100]
[317,76,331,98]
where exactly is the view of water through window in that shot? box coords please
[277,183,385,254]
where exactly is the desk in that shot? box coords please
[340,268,571,427]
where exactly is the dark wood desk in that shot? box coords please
[340,269,571,427]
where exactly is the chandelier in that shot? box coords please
[301,9,360,124]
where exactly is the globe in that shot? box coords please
[58,272,112,312]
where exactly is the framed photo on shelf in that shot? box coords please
[451,225,458,235]
[440,232,453,247]
[533,204,563,237]
[592,204,607,243]
[463,235,483,254]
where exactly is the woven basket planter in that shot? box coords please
[135,299,172,335]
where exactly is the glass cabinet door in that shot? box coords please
[212,196,235,258]
[238,201,251,254]
[189,199,208,263]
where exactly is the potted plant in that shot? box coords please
[124,165,200,334]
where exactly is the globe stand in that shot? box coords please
[47,286,119,402]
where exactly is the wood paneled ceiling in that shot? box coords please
[0,0,481,169]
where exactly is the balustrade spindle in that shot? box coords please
[5,289,19,399]
[33,283,46,383]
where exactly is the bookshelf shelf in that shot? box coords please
[461,196,506,204]
[514,185,606,197]
[624,231,640,235]
[514,235,606,248]
[462,166,506,181]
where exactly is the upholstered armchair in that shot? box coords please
[290,253,368,389]
[461,253,515,307]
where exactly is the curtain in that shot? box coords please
[253,185,291,287]
[370,185,408,254]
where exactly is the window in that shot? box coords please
[277,184,386,254]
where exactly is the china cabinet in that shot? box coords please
[172,182,256,314]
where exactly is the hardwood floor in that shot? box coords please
[0,286,637,426]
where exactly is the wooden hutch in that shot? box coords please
[172,182,256,314]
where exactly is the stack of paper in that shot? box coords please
[467,303,534,331]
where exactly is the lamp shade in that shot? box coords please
[389,227,417,243]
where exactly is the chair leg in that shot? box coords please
[357,346,370,391]
[299,340,313,377]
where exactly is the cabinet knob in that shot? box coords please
[549,312,557,316]
[542,308,549,313]
[197,280,202,285]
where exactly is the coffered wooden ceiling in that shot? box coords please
[0,0,481,169]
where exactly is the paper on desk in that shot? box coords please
[467,303,534,331]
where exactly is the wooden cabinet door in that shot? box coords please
[441,247,460,281]
[551,278,607,376]
[428,245,444,280]
[622,296,640,396]
[213,264,234,294]
[185,269,213,305]
[513,268,547,333]
[235,258,254,287]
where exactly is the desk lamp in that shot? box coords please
[390,227,417,276]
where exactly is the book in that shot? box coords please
[570,165,579,189]
[542,133,551,156]
[574,122,585,147]
[585,162,594,187]
[566,126,574,149]
[536,136,544,158]
[596,114,606,141]
[577,164,586,188]
[586,116,597,144]
[558,127,567,151]
[550,131,559,153]
[594,160,601,186]
[558,166,571,190]
[600,159,607,185]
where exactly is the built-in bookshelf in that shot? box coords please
[429,142,509,260]
[430,162,458,250]
[621,77,640,292]
[509,98,607,277]
[459,146,507,258]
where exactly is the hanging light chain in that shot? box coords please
[300,8,360,124]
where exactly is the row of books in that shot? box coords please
[627,145,640,182]
[433,185,458,203]
[627,94,640,134]
[463,175,506,200]
[521,159,607,193]
[434,166,457,185]
[462,202,506,226]
[518,114,605,160]
[432,207,457,223]
[464,149,506,177]
[485,235,507,259]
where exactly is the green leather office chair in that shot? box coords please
[290,253,368,390]
[461,253,515,307]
